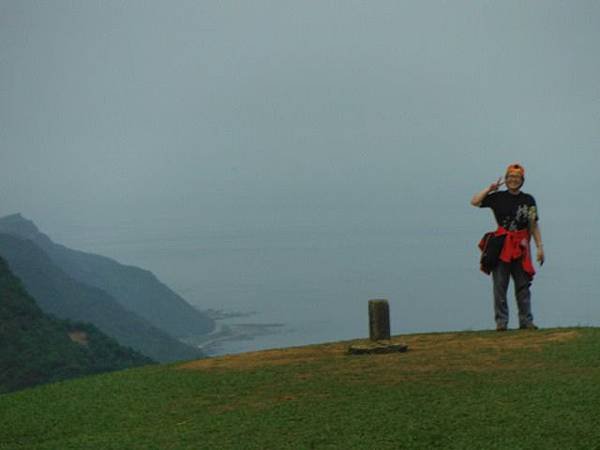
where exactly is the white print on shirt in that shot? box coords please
[515,205,529,224]
[505,204,536,231]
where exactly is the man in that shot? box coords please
[471,163,545,331]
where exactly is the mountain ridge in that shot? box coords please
[0,213,214,339]
[0,232,205,362]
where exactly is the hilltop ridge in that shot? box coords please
[0,213,40,238]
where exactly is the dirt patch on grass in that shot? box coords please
[178,329,581,374]
[408,329,579,352]
[179,342,345,371]
[344,329,582,384]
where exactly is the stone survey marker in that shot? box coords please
[348,299,409,355]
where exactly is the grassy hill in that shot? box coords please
[0,255,152,394]
[2,327,600,449]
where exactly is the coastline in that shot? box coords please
[184,309,286,356]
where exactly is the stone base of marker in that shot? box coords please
[348,340,408,355]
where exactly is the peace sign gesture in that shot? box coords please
[489,177,504,193]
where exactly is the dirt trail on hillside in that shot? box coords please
[68,330,89,346]
[178,329,580,373]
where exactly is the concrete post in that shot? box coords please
[368,299,390,341]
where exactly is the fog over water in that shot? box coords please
[2,1,600,354]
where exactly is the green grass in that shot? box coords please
[2,328,600,449]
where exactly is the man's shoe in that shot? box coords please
[496,325,508,332]
[520,323,538,330]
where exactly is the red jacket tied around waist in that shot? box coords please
[495,226,535,277]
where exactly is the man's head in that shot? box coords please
[505,163,525,192]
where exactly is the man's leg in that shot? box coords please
[511,260,534,328]
[492,261,511,329]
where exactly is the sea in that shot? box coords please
[46,207,598,356]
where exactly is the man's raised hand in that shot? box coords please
[489,177,504,193]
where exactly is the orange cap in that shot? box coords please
[505,163,525,178]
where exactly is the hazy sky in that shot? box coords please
[2,0,599,231]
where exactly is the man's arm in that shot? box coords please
[471,178,504,207]
[531,220,545,265]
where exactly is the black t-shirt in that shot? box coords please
[480,191,538,231]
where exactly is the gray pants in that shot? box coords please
[492,259,533,328]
